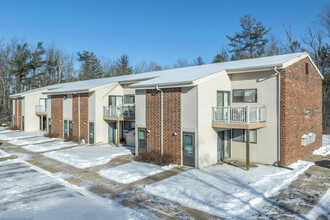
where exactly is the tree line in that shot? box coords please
[0,4,329,131]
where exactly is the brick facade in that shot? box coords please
[146,88,182,165]
[280,57,323,165]
[15,98,23,130]
[51,95,64,138]
[72,93,89,142]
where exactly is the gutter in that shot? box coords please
[156,85,164,155]
[274,66,294,171]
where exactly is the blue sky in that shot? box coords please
[0,0,328,66]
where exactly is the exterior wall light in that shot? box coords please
[173,132,177,136]
[147,129,151,133]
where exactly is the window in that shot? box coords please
[89,122,94,144]
[109,96,123,106]
[64,120,68,139]
[233,89,257,103]
[124,95,135,104]
[48,118,52,133]
[305,63,309,75]
[69,121,73,136]
[232,129,257,143]
[124,121,135,130]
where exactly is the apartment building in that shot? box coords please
[10,52,323,168]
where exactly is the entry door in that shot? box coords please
[138,128,146,154]
[217,130,231,161]
[183,133,195,167]
[109,96,123,107]
[217,91,230,121]
[108,122,117,143]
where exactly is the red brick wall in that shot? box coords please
[146,88,182,165]
[280,57,323,165]
[80,93,89,142]
[72,94,79,139]
[72,93,89,142]
[51,95,64,138]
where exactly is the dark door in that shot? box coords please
[217,130,231,161]
[138,128,146,154]
[64,120,68,139]
[183,133,195,167]
[108,122,116,143]
[42,116,47,131]
[89,122,94,144]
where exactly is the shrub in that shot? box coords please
[64,135,81,143]
[9,125,19,130]
[44,132,59,138]
[137,150,176,166]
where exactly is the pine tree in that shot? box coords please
[226,14,271,59]
[28,42,46,88]
[115,54,133,76]
[77,51,103,80]
[212,51,229,63]
[193,56,205,65]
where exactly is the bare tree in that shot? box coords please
[173,58,189,68]
[283,22,304,53]
[318,3,330,37]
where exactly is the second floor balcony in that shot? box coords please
[103,105,135,121]
[212,106,266,129]
[35,105,47,115]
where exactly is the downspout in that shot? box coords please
[156,85,163,155]
[275,66,294,170]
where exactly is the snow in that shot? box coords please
[98,161,175,184]
[43,145,132,168]
[313,135,330,157]
[144,160,313,219]
[23,141,79,152]
[0,131,44,141]
[7,136,59,146]
[0,149,10,158]
[305,188,330,219]
[0,159,144,219]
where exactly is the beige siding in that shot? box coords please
[46,96,51,117]
[12,100,15,116]
[197,72,232,168]
[23,92,47,132]
[89,92,95,122]
[230,71,278,164]
[181,86,197,131]
[134,89,146,155]
[63,95,72,120]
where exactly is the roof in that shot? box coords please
[10,52,322,97]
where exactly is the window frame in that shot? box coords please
[124,95,135,104]
[232,129,257,144]
[232,89,257,103]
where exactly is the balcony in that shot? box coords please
[35,105,47,115]
[103,105,135,121]
[212,106,266,129]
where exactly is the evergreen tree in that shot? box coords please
[226,14,271,58]
[115,54,133,76]
[212,51,229,63]
[77,51,103,80]
[28,41,46,88]
[193,56,205,65]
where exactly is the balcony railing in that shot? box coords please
[35,105,47,114]
[104,105,135,119]
[212,106,266,124]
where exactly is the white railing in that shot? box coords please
[212,106,266,124]
[104,105,135,118]
[35,105,46,113]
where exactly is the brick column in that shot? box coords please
[51,95,64,138]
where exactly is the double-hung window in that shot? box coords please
[233,89,257,103]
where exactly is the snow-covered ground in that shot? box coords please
[98,161,175,184]
[0,131,44,141]
[43,145,132,168]
[144,161,313,219]
[305,188,330,219]
[313,135,330,157]
[0,159,144,220]
[7,136,59,146]
[23,141,79,152]
[0,149,10,158]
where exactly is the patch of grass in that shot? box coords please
[44,132,59,138]
[137,150,175,166]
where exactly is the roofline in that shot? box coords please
[130,81,195,89]
[42,89,90,95]
[9,88,49,99]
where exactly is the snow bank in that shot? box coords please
[0,149,10,158]
[98,161,175,184]
[43,145,132,168]
[8,136,58,146]
[0,131,44,141]
[23,141,79,152]
[313,145,330,157]
[144,160,313,219]
[0,159,140,220]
